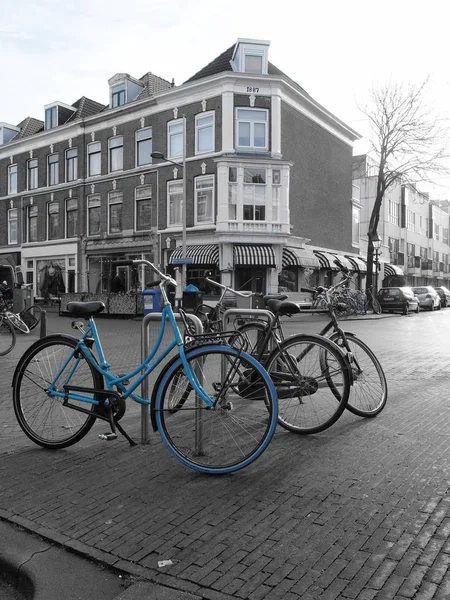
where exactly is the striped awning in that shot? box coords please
[384,264,404,276]
[282,247,321,269]
[313,251,346,271]
[169,244,219,265]
[233,245,276,267]
[345,256,368,273]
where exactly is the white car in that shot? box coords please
[412,286,441,311]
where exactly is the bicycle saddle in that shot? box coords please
[265,299,300,316]
[66,301,106,318]
[262,294,289,303]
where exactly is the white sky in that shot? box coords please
[2,0,450,197]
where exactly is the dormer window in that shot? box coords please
[108,73,144,108]
[112,84,126,108]
[0,122,20,145]
[44,102,76,130]
[231,38,270,75]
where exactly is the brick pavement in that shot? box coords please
[2,309,450,599]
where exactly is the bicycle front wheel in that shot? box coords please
[20,305,42,331]
[12,335,102,448]
[371,297,382,315]
[7,311,30,334]
[0,315,16,355]
[154,344,278,474]
[329,332,387,417]
[265,334,350,434]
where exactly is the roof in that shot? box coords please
[14,117,44,139]
[67,97,106,121]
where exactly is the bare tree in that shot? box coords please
[358,78,450,290]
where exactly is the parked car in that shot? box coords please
[435,286,450,307]
[376,287,420,315]
[412,286,441,311]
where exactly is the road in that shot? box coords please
[1,308,450,599]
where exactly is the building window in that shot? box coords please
[27,159,38,190]
[108,136,123,172]
[236,108,268,150]
[195,112,214,154]
[136,128,152,167]
[135,185,152,231]
[66,148,78,182]
[434,223,440,241]
[195,175,214,224]
[87,195,101,236]
[444,228,449,245]
[272,169,281,221]
[8,164,17,195]
[45,106,57,130]
[244,50,264,74]
[111,84,125,108]
[167,180,183,226]
[8,208,17,244]
[66,198,78,238]
[88,142,101,176]
[243,167,266,220]
[28,205,38,242]
[48,153,59,186]
[388,200,399,225]
[47,202,59,240]
[406,209,415,232]
[108,191,123,233]
[168,120,183,159]
[228,167,237,220]
[352,206,360,246]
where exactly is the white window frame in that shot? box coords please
[194,175,214,225]
[45,106,57,130]
[108,190,123,233]
[235,108,268,151]
[65,148,78,182]
[47,202,59,240]
[195,112,214,155]
[167,119,184,160]
[167,180,183,226]
[28,205,38,242]
[48,153,59,186]
[87,195,101,236]
[8,164,17,195]
[65,198,78,238]
[135,185,152,231]
[108,136,123,173]
[243,167,266,221]
[136,127,153,167]
[87,142,101,177]
[244,50,264,74]
[8,208,18,244]
[27,158,38,190]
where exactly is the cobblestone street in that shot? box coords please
[1,309,450,599]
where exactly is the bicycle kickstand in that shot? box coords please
[98,407,137,447]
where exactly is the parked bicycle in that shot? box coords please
[199,277,352,435]
[365,285,382,315]
[12,259,278,475]
[0,282,42,334]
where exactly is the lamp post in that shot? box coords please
[372,232,382,295]
[151,116,187,291]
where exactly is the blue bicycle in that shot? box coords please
[12,260,278,474]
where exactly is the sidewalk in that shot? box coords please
[1,310,450,599]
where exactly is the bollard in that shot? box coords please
[40,309,47,338]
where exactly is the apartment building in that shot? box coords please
[0,38,362,303]
[354,154,450,289]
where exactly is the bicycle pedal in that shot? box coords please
[98,432,118,441]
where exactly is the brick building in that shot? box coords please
[0,38,363,302]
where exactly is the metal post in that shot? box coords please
[40,309,47,338]
[181,114,187,292]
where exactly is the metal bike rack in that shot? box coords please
[141,312,203,444]
[222,308,275,340]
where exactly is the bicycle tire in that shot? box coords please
[0,315,16,356]
[12,335,102,449]
[20,305,42,331]
[329,331,388,417]
[265,334,350,434]
[371,297,382,315]
[230,321,269,357]
[6,311,30,334]
[154,344,278,474]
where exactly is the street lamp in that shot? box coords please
[372,232,382,294]
[151,117,187,291]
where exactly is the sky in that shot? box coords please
[2,0,450,197]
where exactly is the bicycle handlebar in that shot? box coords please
[205,277,253,298]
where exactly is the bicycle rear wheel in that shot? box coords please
[371,297,382,315]
[265,334,350,434]
[154,344,278,474]
[0,315,16,355]
[329,332,387,417]
[12,335,101,448]
[6,311,30,334]
[20,305,42,331]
